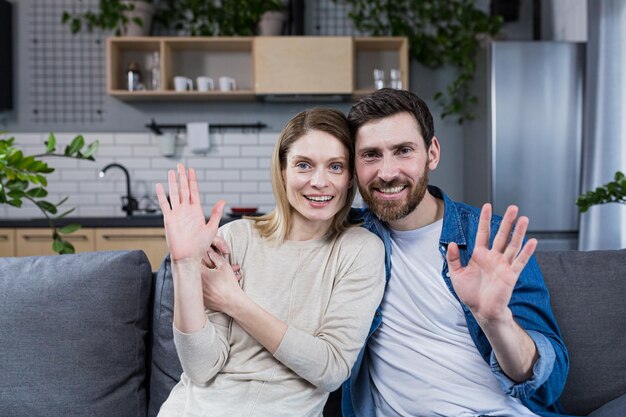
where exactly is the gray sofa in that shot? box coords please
[0,249,624,417]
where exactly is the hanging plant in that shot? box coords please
[338,0,503,124]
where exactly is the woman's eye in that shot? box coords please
[330,163,343,172]
[296,162,310,169]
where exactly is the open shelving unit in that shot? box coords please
[107,36,409,101]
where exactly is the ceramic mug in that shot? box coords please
[159,132,176,157]
[218,76,237,92]
[173,76,193,92]
[196,76,214,92]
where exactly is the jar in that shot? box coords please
[127,62,142,91]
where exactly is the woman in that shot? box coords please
[155,108,385,417]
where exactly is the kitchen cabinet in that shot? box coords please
[6,227,166,270]
[95,228,167,271]
[254,37,353,94]
[15,228,96,257]
[0,228,15,257]
[107,36,408,100]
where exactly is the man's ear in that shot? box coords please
[428,137,441,170]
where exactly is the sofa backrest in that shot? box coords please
[148,254,183,417]
[0,250,153,417]
[148,250,626,417]
[536,249,626,416]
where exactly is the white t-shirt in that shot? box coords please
[368,219,538,417]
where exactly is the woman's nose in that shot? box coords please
[310,169,329,188]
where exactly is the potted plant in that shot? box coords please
[156,0,284,36]
[62,0,156,36]
[577,171,626,213]
[337,0,503,124]
[0,133,99,254]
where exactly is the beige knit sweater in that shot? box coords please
[157,219,385,417]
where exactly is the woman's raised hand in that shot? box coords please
[156,163,224,262]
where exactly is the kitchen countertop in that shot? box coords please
[0,215,165,228]
[0,215,243,228]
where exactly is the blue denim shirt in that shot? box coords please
[342,186,569,417]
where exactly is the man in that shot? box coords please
[342,88,569,417]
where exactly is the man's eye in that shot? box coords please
[361,152,377,159]
[399,147,412,154]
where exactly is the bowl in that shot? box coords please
[230,207,258,215]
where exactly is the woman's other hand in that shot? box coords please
[202,247,245,314]
[156,163,224,262]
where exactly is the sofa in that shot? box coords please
[0,249,624,417]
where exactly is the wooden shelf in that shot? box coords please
[354,37,409,92]
[107,36,409,101]
[109,89,256,101]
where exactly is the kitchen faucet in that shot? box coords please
[99,163,139,217]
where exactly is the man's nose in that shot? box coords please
[378,157,399,182]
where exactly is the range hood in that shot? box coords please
[259,94,349,103]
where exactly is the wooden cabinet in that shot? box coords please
[7,227,166,270]
[254,37,353,94]
[95,228,167,271]
[107,37,254,101]
[353,37,409,97]
[15,228,96,257]
[0,228,15,257]
[107,36,408,100]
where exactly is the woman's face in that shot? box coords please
[282,130,351,237]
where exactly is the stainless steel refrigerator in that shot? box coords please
[463,42,585,251]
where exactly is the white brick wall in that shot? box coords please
[1,131,280,219]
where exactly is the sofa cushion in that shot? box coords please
[536,249,626,415]
[148,254,183,417]
[0,250,152,417]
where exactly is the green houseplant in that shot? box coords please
[337,0,502,124]
[62,0,155,36]
[0,133,99,254]
[156,0,284,36]
[577,171,626,213]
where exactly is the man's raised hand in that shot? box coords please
[446,204,537,324]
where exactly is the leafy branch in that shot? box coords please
[61,0,146,35]
[155,0,284,36]
[337,0,502,124]
[0,133,99,254]
[577,171,626,213]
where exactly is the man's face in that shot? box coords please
[355,112,439,224]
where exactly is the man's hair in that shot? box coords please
[347,88,435,148]
[252,107,356,242]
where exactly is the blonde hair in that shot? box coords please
[252,108,356,242]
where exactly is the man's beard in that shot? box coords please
[359,164,430,223]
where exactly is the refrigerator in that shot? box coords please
[463,42,585,251]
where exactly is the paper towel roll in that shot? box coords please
[186,122,210,154]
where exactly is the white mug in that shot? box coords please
[218,76,237,92]
[173,76,193,92]
[159,133,176,157]
[196,76,214,92]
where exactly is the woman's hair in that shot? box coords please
[252,107,356,242]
